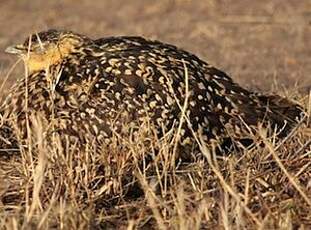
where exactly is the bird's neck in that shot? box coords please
[25,55,59,74]
[24,44,76,74]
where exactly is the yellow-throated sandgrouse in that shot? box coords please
[1,29,303,154]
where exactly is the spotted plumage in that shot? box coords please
[1,29,303,154]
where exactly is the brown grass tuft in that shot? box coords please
[0,92,310,229]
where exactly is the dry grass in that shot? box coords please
[0,62,310,229]
[0,1,310,229]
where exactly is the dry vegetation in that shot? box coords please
[0,95,310,229]
[0,0,310,229]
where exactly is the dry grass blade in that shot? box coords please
[0,59,22,95]
[259,130,311,207]
[24,116,47,224]
[135,170,167,230]
[199,135,262,228]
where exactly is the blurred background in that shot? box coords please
[0,0,310,95]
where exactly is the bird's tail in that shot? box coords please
[219,93,305,153]
[254,94,305,137]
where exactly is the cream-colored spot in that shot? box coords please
[125,69,132,75]
[198,82,205,90]
[149,101,157,108]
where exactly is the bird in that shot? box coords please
[1,29,303,156]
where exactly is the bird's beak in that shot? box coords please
[5,44,25,55]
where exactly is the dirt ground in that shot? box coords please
[0,0,310,95]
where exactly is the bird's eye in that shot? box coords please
[23,36,37,47]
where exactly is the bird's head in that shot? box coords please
[5,29,91,73]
